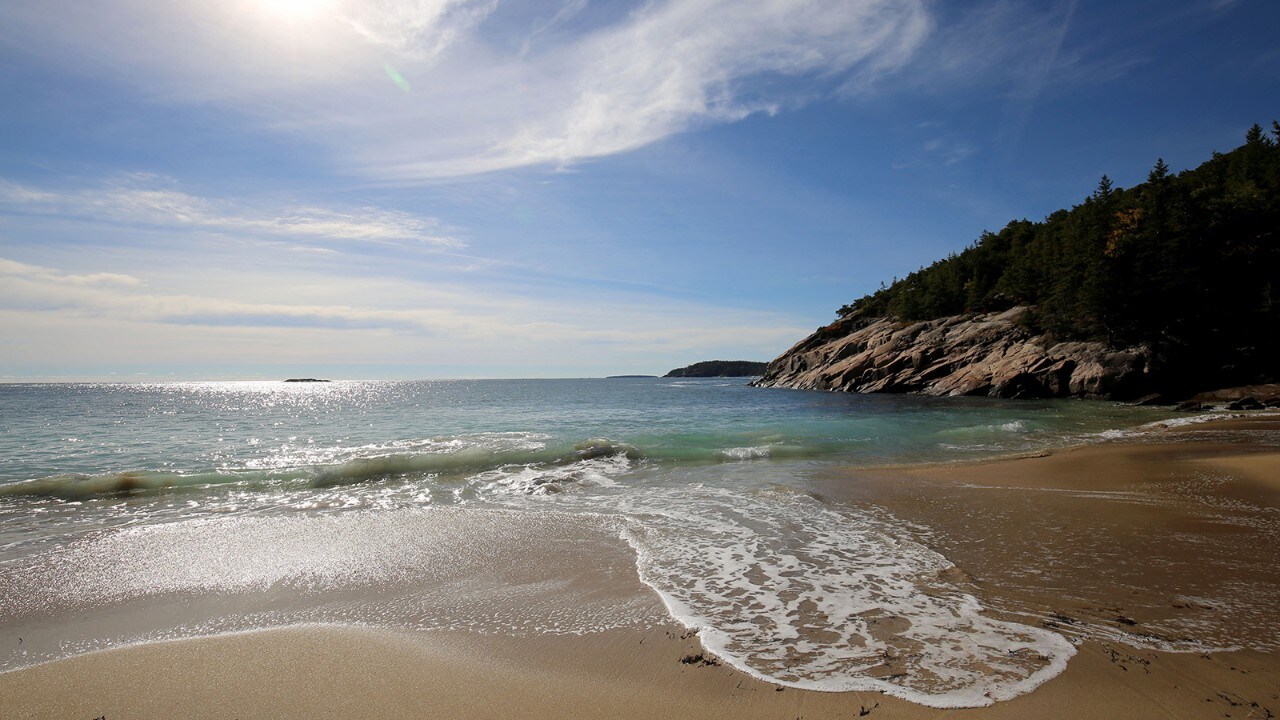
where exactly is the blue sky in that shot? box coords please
[1,0,1276,380]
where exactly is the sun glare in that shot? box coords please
[258,0,334,22]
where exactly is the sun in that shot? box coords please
[258,0,335,22]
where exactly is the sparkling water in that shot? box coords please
[0,379,1178,707]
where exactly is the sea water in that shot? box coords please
[0,379,1193,707]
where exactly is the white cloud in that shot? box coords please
[0,178,462,247]
[0,256,809,374]
[344,0,499,59]
[483,0,930,169]
[388,0,933,177]
[0,0,931,180]
[0,258,143,288]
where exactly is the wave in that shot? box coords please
[718,445,773,460]
[472,452,635,496]
[311,446,550,488]
[0,469,275,500]
[936,419,1031,438]
[0,433,838,501]
[0,437,648,501]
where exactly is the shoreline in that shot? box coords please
[852,408,1280,473]
[2,416,1278,718]
[3,626,1277,719]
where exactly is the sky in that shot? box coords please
[1,0,1277,381]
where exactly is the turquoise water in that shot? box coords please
[0,379,1179,707]
[0,378,1164,491]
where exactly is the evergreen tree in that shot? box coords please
[1094,174,1114,200]
[1148,158,1170,183]
[832,122,1280,391]
[1245,123,1266,145]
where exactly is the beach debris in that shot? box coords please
[1203,691,1274,719]
[679,653,720,667]
[1101,645,1152,673]
[1043,611,1078,630]
[858,702,880,716]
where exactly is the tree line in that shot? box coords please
[839,123,1280,390]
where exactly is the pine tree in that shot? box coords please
[1148,158,1170,183]
[1245,123,1266,145]
[1094,175,1114,200]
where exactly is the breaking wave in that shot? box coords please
[0,435,813,501]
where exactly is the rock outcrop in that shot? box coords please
[752,307,1153,400]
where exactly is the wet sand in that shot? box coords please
[829,417,1280,655]
[3,416,1278,719]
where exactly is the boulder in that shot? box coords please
[1226,397,1265,411]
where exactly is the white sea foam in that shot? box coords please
[1083,411,1280,443]
[471,453,633,495]
[718,445,773,460]
[938,419,1031,437]
[600,486,1074,708]
[1134,411,1275,430]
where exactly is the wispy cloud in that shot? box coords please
[0,177,462,247]
[998,0,1080,157]
[0,258,142,288]
[344,0,499,59]
[892,125,979,169]
[473,0,932,173]
[0,0,931,180]
[900,0,1151,163]
[0,256,809,373]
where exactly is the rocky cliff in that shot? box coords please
[752,307,1153,400]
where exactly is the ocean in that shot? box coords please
[0,379,1187,707]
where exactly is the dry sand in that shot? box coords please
[3,416,1278,720]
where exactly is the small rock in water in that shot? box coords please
[1226,396,1264,411]
[1129,393,1166,406]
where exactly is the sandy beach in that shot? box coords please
[3,416,1278,719]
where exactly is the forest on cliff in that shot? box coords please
[839,123,1280,387]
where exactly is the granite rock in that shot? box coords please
[752,307,1153,400]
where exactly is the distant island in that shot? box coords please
[756,123,1280,401]
[606,375,658,379]
[665,360,769,378]
[284,378,331,383]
